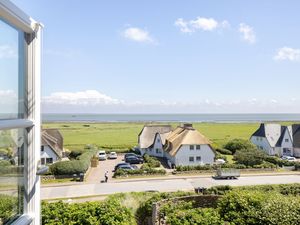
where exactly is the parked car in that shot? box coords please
[108,152,117,159]
[125,155,144,164]
[114,162,130,171]
[281,156,296,161]
[124,153,142,160]
[215,159,226,164]
[98,150,107,160]
[116,164,137,171]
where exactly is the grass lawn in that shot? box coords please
[42,122,294,151]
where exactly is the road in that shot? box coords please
[41,174,300,200]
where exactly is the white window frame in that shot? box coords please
[0,1,42,225]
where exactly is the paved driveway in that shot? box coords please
[86,154,124,183]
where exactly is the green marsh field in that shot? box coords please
[42,122,275,151]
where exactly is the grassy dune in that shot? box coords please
[42,122,264,151]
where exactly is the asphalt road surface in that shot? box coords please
[41,174,300,200]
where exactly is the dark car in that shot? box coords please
[124,153,142,160]
[125,156,144,164]
[117,164,138,170]
[114,162,130,171]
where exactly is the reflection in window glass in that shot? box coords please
[0,19,24,119]
[0,129,24,224]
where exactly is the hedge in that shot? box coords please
[50,150,97,175]
[218,190,300,225]
[0,194,18,224]
[215,148,232,155]
[42,199,136,225]
[204,183,300,196]
[113,168,166,178]
[143,154,161,168]
[166,208,225,225]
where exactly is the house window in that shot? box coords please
[285,139,289,142]
[157,139,160,143]
[41,158,45,165]
[156,148,160,154]
[41,146,44,151]
[190,145,194,150]
[196,145,201,150]
[46,158,53,164]
[0,2,42,224]
[189,156,194,162]
[196,156,201,161]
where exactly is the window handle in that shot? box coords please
[36,165,49,175]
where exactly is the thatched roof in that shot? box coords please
[41,129,63,158]
[164,125,211,156]
[138,125,172,148]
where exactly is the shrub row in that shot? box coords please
[143,154,161,168]
[0,194,18,224]
[204,183,300,196]
[113,168,166,178]
[215,148,233,155]
[42,199,135,225]
[50,150,97,175]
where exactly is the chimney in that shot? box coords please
[181,123,193,129]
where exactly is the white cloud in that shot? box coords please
[273,47,300,62]
[122,27,154,43]
[174,17,229,33]
[0,45,17,59]
[43,90,121,106]
[239,23,256,44]
[42,90,300,113]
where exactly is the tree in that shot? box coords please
[224,139,256,154]
[233,147,266,167]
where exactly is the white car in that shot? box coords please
[216,159,226,164]
[281,156,296,161]
[98,150,107,160]
[108,152,117,159]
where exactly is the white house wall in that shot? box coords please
[174,144,215,166]
[250,136,273,155]
[279,130,294,156]
[294,148,300,157]
[41,145,59,163]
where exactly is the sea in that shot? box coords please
[42,113,300,123]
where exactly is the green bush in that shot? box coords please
[143,154,161,168]
[0,194,18,224]
[136,191,194,224]
[113,168,166,178]
[224,139,255,154]
[221,163,247,169]
[0,160,11,167]
[204,185,233,195]
[218,190,300,225]
[50,150,96,175]
[175,165,213,171]
[166,208,225,225]
[42,199,136,225]
[216,148,233,155]
[233,147,267,167]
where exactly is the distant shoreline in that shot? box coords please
[41,113,300,123]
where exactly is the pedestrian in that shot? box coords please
[104,171,108,183]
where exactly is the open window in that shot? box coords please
[0,1,42,224]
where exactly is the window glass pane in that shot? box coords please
[0,128,25,224]
[0,19,25,119]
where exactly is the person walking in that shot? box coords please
[104,171,109,183]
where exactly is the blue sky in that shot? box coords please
[4,0,300,113]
